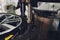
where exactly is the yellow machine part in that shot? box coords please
[26,0,29,3]
[5,34,13,40]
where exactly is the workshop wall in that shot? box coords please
[0,0,18,13]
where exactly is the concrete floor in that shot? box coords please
[13,23,58,40]
[13,23,39,40]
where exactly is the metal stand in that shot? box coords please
[20,0,27,34]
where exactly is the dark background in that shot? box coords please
[30,0,60,7]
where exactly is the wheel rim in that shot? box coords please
[0,13,22,35]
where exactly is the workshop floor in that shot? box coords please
[13,23,39,40]
[14,23,58,40]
